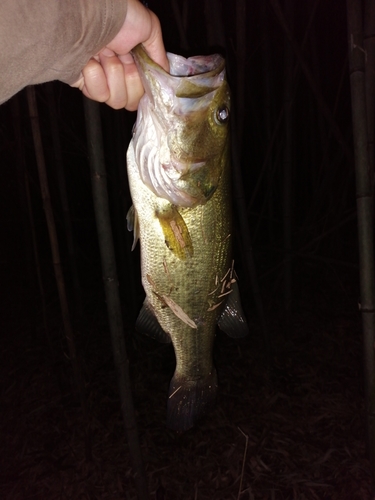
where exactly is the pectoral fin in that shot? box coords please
[136,299,171,343]
[218,281,249,338]
[156,206,193,260]
[126,205,139,251]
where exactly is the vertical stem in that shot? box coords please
[260,1,276,244]
[231,113,270,359]
[11,93,46,343]
[249,0,319,215]
[83,97,149,500]
[309,19,324,204]
[26,86,90,455]
[171,0,189,50]
[204,0,269,355]
[235,0,246,153]
[346,0,375,482]
[364,0,375,181]
[45,83,83,317]
[24,159,50,346]
[101,106,138,320]
[181,0,189,35]
[115,112,140,321]
[233,0,269,354]
[283,0,294,332]
[204,0,226,49]
[269,0,352,161]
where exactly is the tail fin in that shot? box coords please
[167,370,218,432]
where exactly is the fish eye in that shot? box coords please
[215,105,230,124]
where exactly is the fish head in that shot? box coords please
[131,45,230,207]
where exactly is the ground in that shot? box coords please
[1,260,374,499]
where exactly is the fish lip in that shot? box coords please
[132,44,225,79]
[131,44,226,100]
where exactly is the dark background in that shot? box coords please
[1,0,372,498]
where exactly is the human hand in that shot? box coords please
[71,0,169,110]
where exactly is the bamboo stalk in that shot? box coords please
[282,0,294,332]
[308,24,322,218]
[233,0,269,352]
[203,0,269,354]
[304,54,349,226]
[171,0,189,51]
[11,93,47,345]
[101,106,139,320]
[83,97,149,500]
[260,0,276,244]
[364,0,375,181]
[26,86,90,457]
[346,0,375,482]
[115,113,140,321]
[252,139,283,243]
[269,0,352,162]
[248,0,319,214]
[231,113,270,358]
[24,154,50,346]
[45,83,83,317]
[235,0,246,152]
[204,0,226,49]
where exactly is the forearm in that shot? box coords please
[0,0,127,104]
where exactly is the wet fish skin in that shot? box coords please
[127,44,248,432]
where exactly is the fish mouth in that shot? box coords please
[132,44,226,96]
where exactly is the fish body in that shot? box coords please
[127,45,248,432]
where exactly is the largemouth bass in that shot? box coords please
[127,44,248,432]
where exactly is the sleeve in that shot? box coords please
[0,0,128,104]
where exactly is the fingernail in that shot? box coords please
[101,48,115,57]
